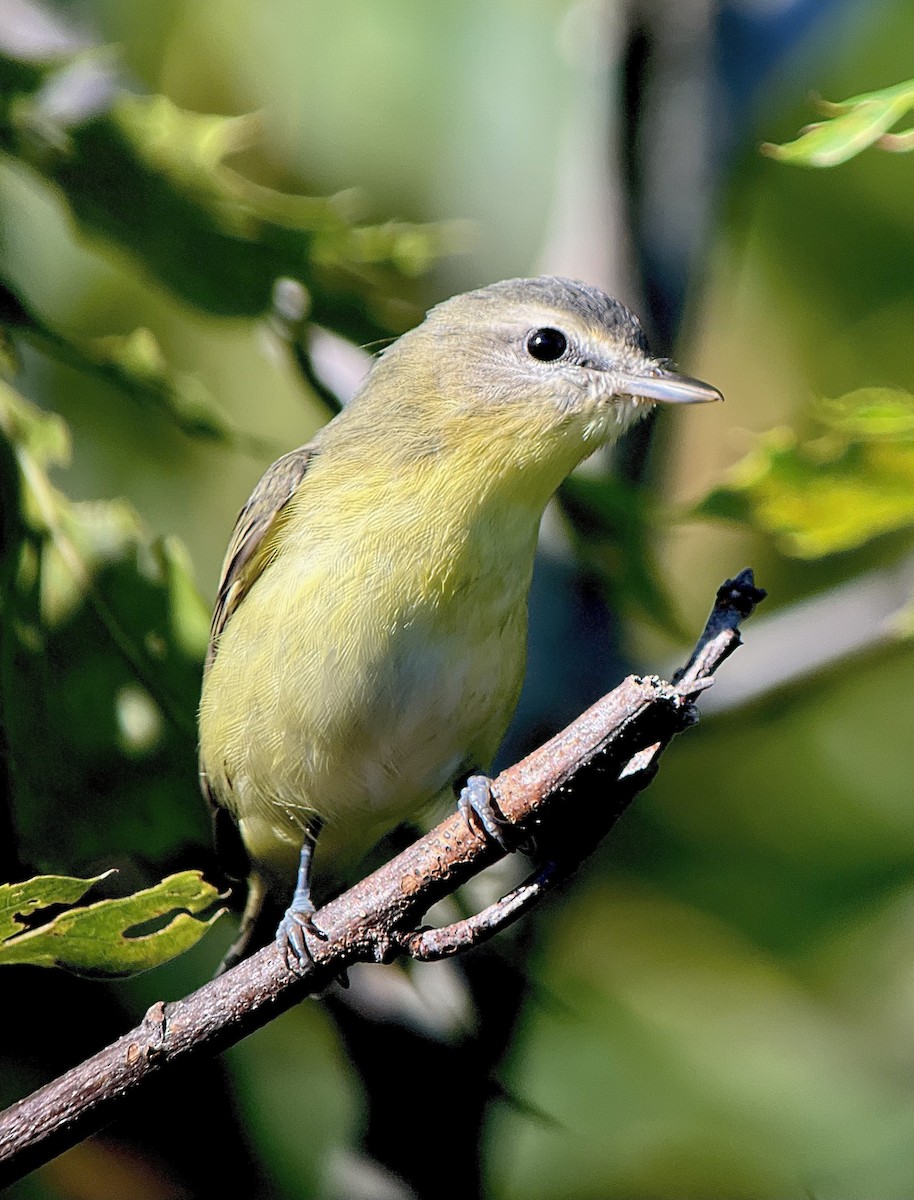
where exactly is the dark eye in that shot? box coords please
[526,327,568,362]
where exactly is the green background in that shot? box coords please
[5,1,914,1197]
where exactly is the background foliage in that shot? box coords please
[4,1,914,1198]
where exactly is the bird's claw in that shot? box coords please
[276,905,327,970]
[458,774,517,852]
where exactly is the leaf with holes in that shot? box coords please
[0,871,225,975]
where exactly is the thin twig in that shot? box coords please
[0,570,765,1186]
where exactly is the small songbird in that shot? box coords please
[198,276,720,970]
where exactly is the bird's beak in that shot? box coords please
[615,365,723,405]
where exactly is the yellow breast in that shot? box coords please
[198,448,541,885]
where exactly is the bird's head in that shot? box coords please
[347,276,720,496]
[414,275,720,438]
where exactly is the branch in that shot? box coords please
[0,569,765,1186]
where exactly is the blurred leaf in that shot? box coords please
[814,386,914,439]
[0,381,211,868]
[0,46,460,336]
[694,387,914,557]
[1,273,263,447]
[0,870,224,975]
[560,474,688,639]
[761,79,914,167]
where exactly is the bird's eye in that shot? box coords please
[526,327,568,362]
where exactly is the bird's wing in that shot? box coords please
[200,443,316,880]
[204,443,317,673]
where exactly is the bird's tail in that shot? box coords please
[215,871,282,976]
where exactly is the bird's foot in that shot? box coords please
[276,902,328,970]
[457,773,518,853]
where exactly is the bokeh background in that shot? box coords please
[4,0,914,1197]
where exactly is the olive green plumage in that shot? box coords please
[198,276,719,965]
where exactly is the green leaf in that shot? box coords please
[0,50,458,333]
[693,405,914,557]
[814,387,914,439]
[761,80,914,168]
[0,871,110,942]
[0,871,225,975]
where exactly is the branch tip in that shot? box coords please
[719,568,767,618]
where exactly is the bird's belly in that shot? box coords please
[221,609,525,877]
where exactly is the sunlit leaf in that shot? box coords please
[0,871,109,942]
[694,410,914,557]
[0,870,225,975]
[761,80,914,167]
[0,49,458,334]
[814,387,914,439]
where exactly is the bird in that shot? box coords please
[198,275,721,971]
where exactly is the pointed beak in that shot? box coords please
[615,366,723,405]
